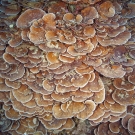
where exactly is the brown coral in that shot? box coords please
[0,0,135,135]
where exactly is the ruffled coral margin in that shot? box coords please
[0,0,135,134]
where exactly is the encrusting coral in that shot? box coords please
[0,0,135,134]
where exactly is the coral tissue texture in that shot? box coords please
[0,0,135,134]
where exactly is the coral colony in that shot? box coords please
[0,0,135,134]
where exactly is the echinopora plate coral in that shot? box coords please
[0,0,135,134]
